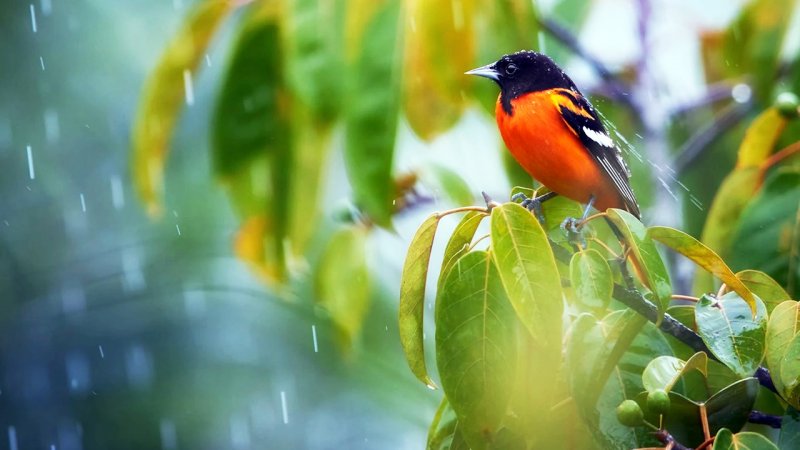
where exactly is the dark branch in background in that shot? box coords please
[672,101,753,175]
[748,410,783,429]
[669,82,738,119]
[538,17,641,116]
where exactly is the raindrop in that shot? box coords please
[65,352,91,394]
[80,193,86,213]
[98,345,104,359]
[280,391,289,424]
[7,426,17,450]
[204,54,212,67]
[44,108,60,143]
[731,84,752,104]
[30,4,37,33]
[110,175,124,209]
[121,248,146,292]
[183,70,194,106]
[40,56,45,70]
[311,325,318,353]
[26,145,35,179]
[175,224,181,236]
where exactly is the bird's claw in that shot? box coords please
[560,217,586,246]
[512,192,547,224]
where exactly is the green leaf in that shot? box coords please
[427,397,458,450]
[287,0,345,122]
[399,213,441,388]
[213,5,293,281]
[569,249,613,315]
[695,292,768,378]
[665,378,760,447]
[438,211,486,290]
[667,305,697,331]
[606,209,672,323]
[729,169,800,298]
[766,300,800,400]
[344,0,403,227]
[737,270,792,314]
[422,165,475,207]
[131,0,234,216]
[403,0,474,139]
[779,406,800,449]
[490,203,563,346]
[436,250,517,450]
[649,226,757,314]
[642,352,709,394]
[315,226,371,350]
[712,428,778,450]
[780,333,800,408]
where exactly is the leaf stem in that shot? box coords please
[436,205,491,218]
[671,294,699,303]
[757,140,800,186]
[700,403,711,441]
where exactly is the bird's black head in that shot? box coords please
[466,51,576,114]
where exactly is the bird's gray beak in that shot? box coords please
[465,64,500,82]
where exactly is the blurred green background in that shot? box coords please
[1,0,798,449]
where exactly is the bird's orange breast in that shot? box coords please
[495,90,624,211]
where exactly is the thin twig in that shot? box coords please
[671,294,699,303]
[748,410,783,429]
[757,140,800,187]
[654,429,692,450]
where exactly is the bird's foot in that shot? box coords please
[560,216,586,246]
[512,191,556,224]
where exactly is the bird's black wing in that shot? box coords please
[555,90,641,218]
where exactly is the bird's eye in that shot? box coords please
[505,64,518,76]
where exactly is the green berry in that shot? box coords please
[616,400,644,427]
[775,92,799,118]
[647,389,671,415]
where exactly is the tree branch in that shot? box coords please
[748,410,782,429]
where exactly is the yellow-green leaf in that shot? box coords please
[403,0,474,139]
[606,208,672,323]
[712,428,778,450]
[315,226,371,350]
[438,211,486,290]
[436,250,517,450]
[642,352,709,394]
[569,249,612,315]
[131,0,234,216]
[737,269,791,314]
[765,300,800,400]
[490,202,563,346]
[399,213,441,388]
[737,108,788,168]
[649,226,757,314]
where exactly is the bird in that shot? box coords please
[466,50,640,225]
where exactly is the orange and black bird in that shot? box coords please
[467,51,640,223]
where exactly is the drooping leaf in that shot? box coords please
[287,0,345,123]
[737,270,792,314]
[422,164,475,207]
[723,0,796,104]
[403,0,474,139]
[131,0,234,216]
[695,292,767,378]
[642,352,708,394]
[426,397,458,450]
[399,213,441,388]
[438,211,486,290]
[712,427,778,450]
[606,209,672,323]
[729,169,800,298]
[779,406,800,449]
[570,249,613,315]
[766,300,800,399]
[343,0,403,227]
[315,226,371,350]
[436,250,517,450]
[213,5,293,282]
[649,226,757,314]
[737,108,789,168]
[665,378,760,448]
[490,202,563,346]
